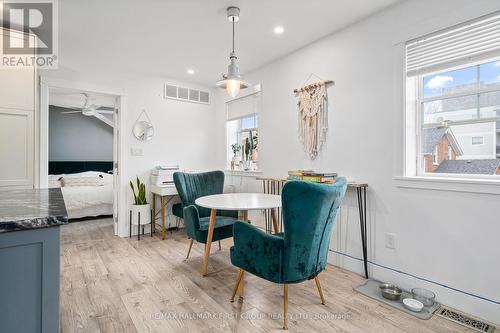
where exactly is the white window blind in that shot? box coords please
[226,93,260,120]
[406,12,500,76]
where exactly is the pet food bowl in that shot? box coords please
[403,298,424,312]
[411,288,435,306]
[379,283,402,301]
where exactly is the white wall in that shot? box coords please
[215,0,500,325]
[49,106,114,161]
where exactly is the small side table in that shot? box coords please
[129,209,153,240]
[151,184,179,240]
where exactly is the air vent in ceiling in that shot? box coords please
[164,84,210,105]
[437,306,495,333]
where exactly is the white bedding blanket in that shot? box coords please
[61,184,114,212]
[49,171,114,218]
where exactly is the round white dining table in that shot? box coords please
[195,193,281,277]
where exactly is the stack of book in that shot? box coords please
[287,170,311,181]
[287,170,337,183]
[151,165,179,187]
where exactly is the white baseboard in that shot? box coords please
[328,250,500,327]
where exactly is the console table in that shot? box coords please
[257,177,370,279]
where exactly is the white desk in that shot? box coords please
[150,184,178,240]
[195,193,281,276]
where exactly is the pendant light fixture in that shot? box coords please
[216,6,249,98]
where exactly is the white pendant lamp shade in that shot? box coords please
[217,7,249,98]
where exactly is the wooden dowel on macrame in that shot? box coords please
[293,80,334,93]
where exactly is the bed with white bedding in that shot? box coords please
[49,171,113,219]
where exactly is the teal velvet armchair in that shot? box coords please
[230,178,347,330]
[173,171,239,260]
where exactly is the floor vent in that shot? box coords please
[437,306,495,333]
[164,83,210,105]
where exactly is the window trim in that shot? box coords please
[411,57,500,180]
[394,175,500,195]
[225,87,262,171]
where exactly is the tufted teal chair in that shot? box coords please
[229,178,347,330]
[173,171,239,260]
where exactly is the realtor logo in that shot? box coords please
[1,0,58,68]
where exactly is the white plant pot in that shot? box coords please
[131,203,151,225]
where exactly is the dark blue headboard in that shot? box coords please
[48,161,113,175]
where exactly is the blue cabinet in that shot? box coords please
[0,227,61,333]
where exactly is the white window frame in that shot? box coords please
[411,57,500,180]
[224,85,262,171]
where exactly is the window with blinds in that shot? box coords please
[405,12,500,178]
[406,12,500,77]
[226,92,261,171]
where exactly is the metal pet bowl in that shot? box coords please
[379,283,402,301]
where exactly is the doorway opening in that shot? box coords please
[39,78,125,236]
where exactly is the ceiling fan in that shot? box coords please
[60,93,114,127]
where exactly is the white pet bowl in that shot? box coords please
[403,298,424,312]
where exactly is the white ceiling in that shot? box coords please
[59,0,402,86]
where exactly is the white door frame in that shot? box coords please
[38,76,127,236]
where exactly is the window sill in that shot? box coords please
[394,176,500,195]
[225,169,263,177]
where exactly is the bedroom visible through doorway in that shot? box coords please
[47,87,119,227]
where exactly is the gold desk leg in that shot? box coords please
[161,196,166,240]
[202,208,216,276]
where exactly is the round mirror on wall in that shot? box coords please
[132,120,154,141]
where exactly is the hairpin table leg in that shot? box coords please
[356,186,368,278]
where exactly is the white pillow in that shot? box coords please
[61,176,104,187]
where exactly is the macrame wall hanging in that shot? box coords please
[294,76,334,159]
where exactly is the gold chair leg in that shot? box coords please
[314,276,325,305]
[230,269,244,302]
[218,240,221,251]
[186,239,194,259]
[283,284,288,330]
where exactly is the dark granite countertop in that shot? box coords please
[0,188,68,233]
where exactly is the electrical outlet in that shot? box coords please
[385,233,396,249]
[130,147,143,156]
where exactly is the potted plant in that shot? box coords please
[231,143,241,162]
[129,176,150,230]
[250,130,258,162]
[243,137,252,170]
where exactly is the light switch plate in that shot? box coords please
[130,147,143,156]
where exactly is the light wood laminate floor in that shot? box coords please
[60,218,476,333]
